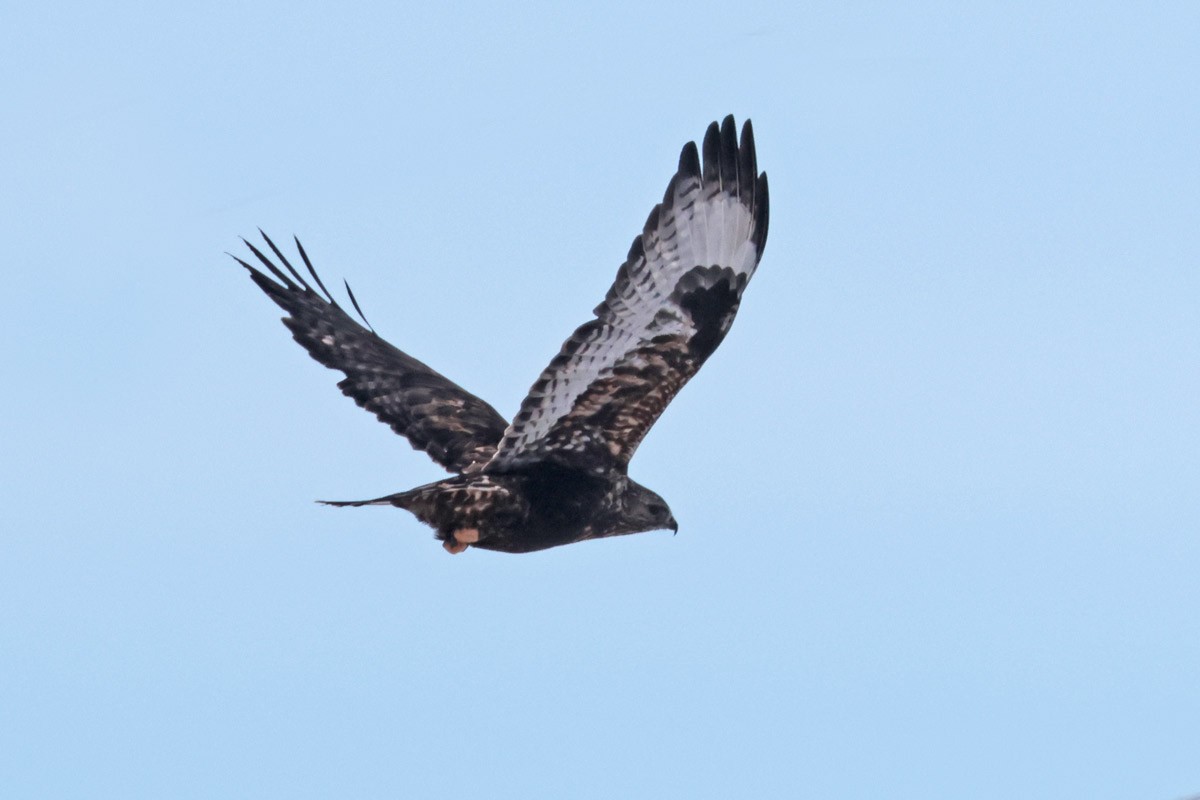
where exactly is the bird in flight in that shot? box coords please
[233,115,769,554]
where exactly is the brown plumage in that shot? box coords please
[232,115,768,554]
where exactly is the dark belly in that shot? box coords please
[473,463,611,553]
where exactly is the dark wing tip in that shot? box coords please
[754,172,769,256]
[626,233,645,263]
[740,118,756,151]
[678,140,701,177]
[227,251,253,271]
[642,204,661,238]
[737,119,758,197]
[701,120,721,183]
[343,279,375,333]
[240,236,297,289]
[660,171,680,208]
[718,116,738,191]
[257,229,311,290]
[237,232,352,310]
[293,236,336,304]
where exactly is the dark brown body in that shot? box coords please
[341,463,671,553]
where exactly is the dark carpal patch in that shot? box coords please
[678,271,742,360]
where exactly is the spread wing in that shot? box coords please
[488,116,769,474]
[233,233,509,474]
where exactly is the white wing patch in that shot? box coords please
[489,117,769,471]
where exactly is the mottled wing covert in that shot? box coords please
[233,233,509,473]
[489,116,769,474]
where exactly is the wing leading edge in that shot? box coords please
[233,233,509,474]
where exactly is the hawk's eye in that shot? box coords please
[647,503,666,517]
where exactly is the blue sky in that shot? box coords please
[2,2,1198,797]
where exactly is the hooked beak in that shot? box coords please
[668,515,679,535]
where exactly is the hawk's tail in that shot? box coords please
[318,491,415,509]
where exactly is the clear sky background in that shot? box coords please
[2,2,1198,798]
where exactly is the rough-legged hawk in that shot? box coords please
[233,115,769,554]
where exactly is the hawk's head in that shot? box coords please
[616,479,679,536]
